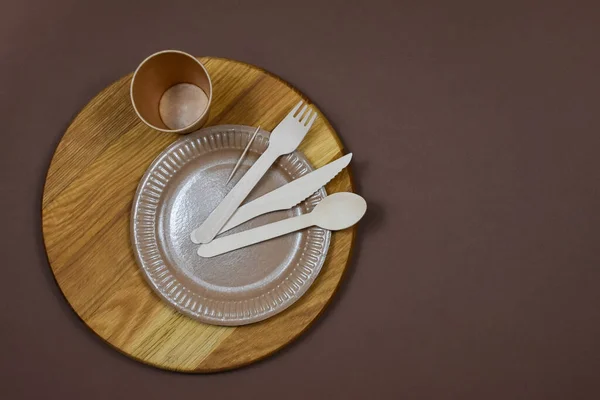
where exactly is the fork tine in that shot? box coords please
[305,110,318,129]
[300,108,313,125]
[289,100,303,117]
[296,104,308,120]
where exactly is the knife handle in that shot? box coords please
[191,147,280,244]
[197,214,314,257]
[219,198,281,234]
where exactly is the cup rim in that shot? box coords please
[130,49,213,133]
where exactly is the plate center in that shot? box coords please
[157,149,302,294]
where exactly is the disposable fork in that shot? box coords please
[191,100,317,244]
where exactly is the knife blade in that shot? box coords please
[218,153,352,234]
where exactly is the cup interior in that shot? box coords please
[131,51,211,132]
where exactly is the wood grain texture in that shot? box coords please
[42,57,355,372]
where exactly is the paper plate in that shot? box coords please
[131,125,330,326]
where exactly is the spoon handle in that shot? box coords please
[197,214,313,258]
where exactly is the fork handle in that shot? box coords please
[191,147,280,244]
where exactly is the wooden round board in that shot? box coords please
[42,57,355,372]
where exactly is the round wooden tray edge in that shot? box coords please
[199,56,349,154]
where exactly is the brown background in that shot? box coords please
[2,0,600,398]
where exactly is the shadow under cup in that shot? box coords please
[130,50,212,134]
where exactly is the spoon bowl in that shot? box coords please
[312,192,367,231]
